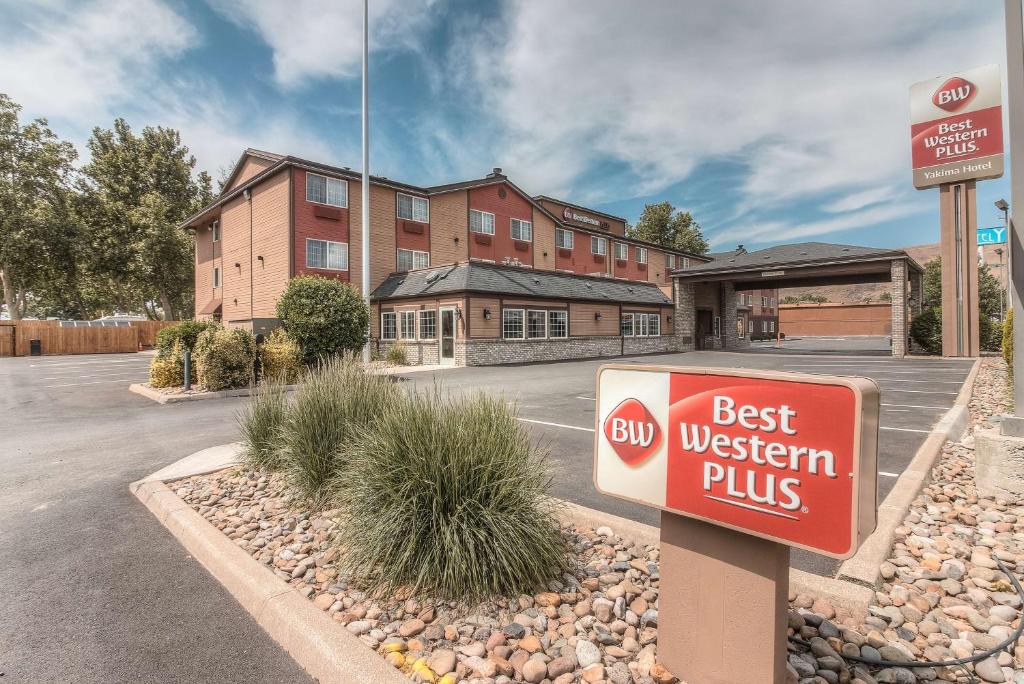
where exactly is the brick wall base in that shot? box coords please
[373,335,679,366]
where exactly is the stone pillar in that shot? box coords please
[674,280,695,352]
[891,259,908,357]
[721,282,740,350]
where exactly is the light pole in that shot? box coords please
[997,198,1011,312]
[360,0,371,364]
[996,247,1006,321]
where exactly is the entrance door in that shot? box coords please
[440,308,456,364]
[695,309,713,350]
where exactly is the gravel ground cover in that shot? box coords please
[170,358,1023,684]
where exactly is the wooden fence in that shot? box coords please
[0,320,178,357]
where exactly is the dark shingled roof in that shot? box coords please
[680,242,921,275]
[372,261,673,305]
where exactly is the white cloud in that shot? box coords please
[826,186,904,214]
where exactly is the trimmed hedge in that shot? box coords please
[276,276,370,364]
[195,326,256,391]
[910,307,941,355]
[156,320,215,357]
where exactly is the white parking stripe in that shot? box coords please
[517,418,595,433]
[43,378,146,388]
[880,388,958,395]
[41,371,145,380]
[576,396,596,401]
[879,471,900,478]
[30,359,149,368]
[882,403,948,410]
[880,426,932,433]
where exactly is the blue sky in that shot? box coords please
[0,0,1012,250]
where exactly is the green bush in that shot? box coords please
[156,320,215,357]
[149,340,192,387]
[260,328,305,384]
[336,389,572,601]
[280,356,399,507]
[194,326,256,391]
[384,343,408,366]
[277,276,370,364]
[981,315,1003,353]
[237,378,289,471]
[1005,308,1014,372]
[910,307,942,355]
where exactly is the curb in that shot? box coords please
[131,476,407,684]
[129,383,298,405]
[835,357,981,587]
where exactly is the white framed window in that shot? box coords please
[762,296,769,307]
[714,316,722,338]
[396,193,429,222]
[549,310,568,338]
[770,320,776,333]
[527,310,547,338]
[306,172,347,207]
[502,308,525,339]
[470,209,495,235]
[762,320,768,333]
[650,313,660,336]
[614,242,628,260]
[636,247,648,264]
[556,229,574,249]
[306,239,349,270]
[620,313,634,337]
[511,218,532,242]
[419,310,436,339]
[381,312,397,340]
[591,236,607,255]
[213,266,221,289]
[666,253,675,269]
[770,297,776,307]
[749,319,754,333]
[399,310,417,340]
[638,313,650,337]
[397,249,430,271]
[211,220,220,242]
[682,257,690,269]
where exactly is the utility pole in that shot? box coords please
[361,0,371,364]
[1004,0,1024,431]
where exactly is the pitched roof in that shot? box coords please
[371,261,673,305]
[679,242,922,275]
[533,195,628,224]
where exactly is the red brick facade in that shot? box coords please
[467,183,534,266]
[292,168,351,282]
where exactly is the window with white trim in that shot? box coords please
[212,220,220,242]
[306,239,349,270]
[419,310,436,339]
[213,266,221,288]
[470,209,495,235]
[770,320,776,333]
[614,242,628,260]
[762,320,768,333]
[621,313,634,337]
[527,310,547,338]
[397,248,429,271]
[749,319,754,333]
[306,172,347,207]
[399,310,416,340]
[637,313,649,337]
[381,312,397,340]
[666,253,675,269]
[714,316,722,338]
[591,236,607,255]
[511,218,532,242]
[649,313,660,336]
[762,295,769,307]
[397,193,429,222]
[636,247,648,264]
[682,257,690,269]
[502,309,524,339]
[556,228,574,249]
[548,310,567,338]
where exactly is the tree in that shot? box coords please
[627,201,709,255]
[77,119,213,320]
[277,276,370,363]
[0,94,78,319]
[915,257,1004,352]
[781,293,827,304]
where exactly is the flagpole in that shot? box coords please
[361,0,371,364]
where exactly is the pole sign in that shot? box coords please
[978,226,1008,245]
[911,64,1004,189]
[594,366,879,558]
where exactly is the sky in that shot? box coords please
[0,0,1013,251]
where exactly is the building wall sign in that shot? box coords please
[563,206,603,227]
[910,64,1004,189]
[977,226,1007,245]
[594,365,879,558]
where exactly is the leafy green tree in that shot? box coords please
[277,276,370,363]
[627,201,709,255]
[915,257,1004,352]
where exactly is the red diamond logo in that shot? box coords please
[604,398,661,466]
[932,77,976,112]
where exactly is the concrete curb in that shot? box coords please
[131,476,407,684]
[835,357,981,587]
[128,383,300,404]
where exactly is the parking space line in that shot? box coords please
[879,471,900,478]
[880,388,958,395]
[517,418,595,433]
[29,359,150,368]
[41,371,144,380]
[880,426,932,433]
[873,379,968,385]
[576,396,596,401]
[43,378,146,388]
[881,403,948,410]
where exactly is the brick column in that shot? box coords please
[721,282,740,349]
[891,259,908,357]
[674,280,695,352]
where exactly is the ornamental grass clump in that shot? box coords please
[237,378,289,471]
[336,389,573,602]
[280,356,399,507]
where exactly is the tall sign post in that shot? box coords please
[594,366,879,684]
[911,64,1004,357]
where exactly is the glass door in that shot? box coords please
[440,308,456,364]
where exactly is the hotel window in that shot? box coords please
[591,236,607,255]
[762,295,769,307]
[470,209,495,235]
[556,229,574,249]
[548,310,568,338]
[306,239,349,270]
[682,257,690,269]
[213,266,221,289]
[306,172,347,207]
[770,320,776,333]
[714,316,722,338]
[749,320,754,333]
[614,242,628,260]
[666,253,675,269]
[397,248,429,271]
[637,313,649,337]
[527,310,547,338]
[419,310,436,339]
[511,218,532,242]
[399,310,417,340]
[211,220,220,242]
[649,313,660,336]
[397,193,429,222]
[381,312,397,340]
[762,320,768,333]
[620,313,634,337]
[502,309,525,339]
[636,247,648,264]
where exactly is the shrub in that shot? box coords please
[260,328,305,384]
[1005,309,1014,373]
[194,326,256,391]
[910,307,941,355]
[280,356,400,507]
[981,315,1003,353]
[156,320,215,357]
[384,343,408,366]
[237,378,289,471]
[149,340,192,387]
[336,389,573,601]
[277,276,370,364]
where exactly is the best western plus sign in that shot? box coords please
[594,365,879,558]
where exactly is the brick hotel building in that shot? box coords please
[180,149,776,365]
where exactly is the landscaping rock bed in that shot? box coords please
[170,358,1024,684]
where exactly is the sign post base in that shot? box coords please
[658,511,790,684]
